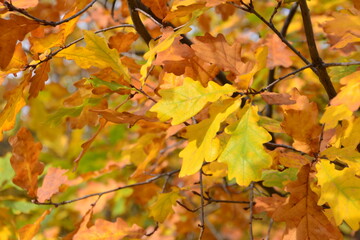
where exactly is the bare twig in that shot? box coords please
[323,61,360,67]
[299,0,337,99]
[265,219,274,240]
[145,222,159,236]
[249,182,255,240]
[263,142,307,155]
[4,0,98,26]
[135,7,162,27]
[261,64,313,92]
[32,169,180,206]
[269,0,282,25]
[265,1,299,117]
[198,170,206,240]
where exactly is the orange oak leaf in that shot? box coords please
[261,92,296,105]
[271,165,342,240]
[73,118,107,170]
[63,208,93,240]
[0,76,29,140]
[10,0,39,8]
[18,209,51,240]
[91,109,157,126]
[0,14,39,69]
[108,32,139,53]
[265,34,294,69]
[37,167,68,203]
[191,33,247,75]
[281,89,322,155]
[142,0,168,19]
[73,218,145,240]
[9,127,44,198]
[29,61,50,99]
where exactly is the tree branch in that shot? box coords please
[198,169,206,240]
[299,0,337,99]
[32,169,180,206]
[4,0,98,26]
[127,0,152,45]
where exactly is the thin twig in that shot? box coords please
[263,142,307,155]
[323,61,360,67]
[4,0,98,26]
[198,169,206,240]
[145,222,159,236]
[261,64,313,92]
[26,24,135,69]
[249,182,254,240]
[269,0,282,25]
[135,8,162,27]
[32,169,180,206]
[265,219,274,240]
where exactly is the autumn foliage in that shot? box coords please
[1,0,360,239]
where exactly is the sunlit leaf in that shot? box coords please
[149,187,183,222]
[218,105,273,186]
[151,77,236,125]
[37,167,68,203]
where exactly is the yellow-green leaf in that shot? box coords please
[317,160,360,230]
[149,188,182,223]
[57,30,130,81]
[151,77,236,125]
[218,105,272,186]
[179,99,241,177]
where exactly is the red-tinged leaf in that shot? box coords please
[37,167,68,203]
[0,14,39,69]
[9,127,44,197]
[271,165,342,240]
[265,34,294,69]
[142,0,168,19]
[18,209,51,240]
[0,76,29,140]
[253,194,287,215]
[29,61,50,99]
[261,92,296,105]
[73,118,107,171]
[91,109,157,126]
[73,218,145,240]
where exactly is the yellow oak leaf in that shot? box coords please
[179,99,241,177]
[0,42,27,78]
[149,187,183,222]
[317,160,360,230]
[57,30,130,81]
[150,77,236,125]
[340,117,360,149]
[18,209,51,240]
[218,105,272,186]
[331,71,360,112]
[0,75,29,140]
[320,104,353,130]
